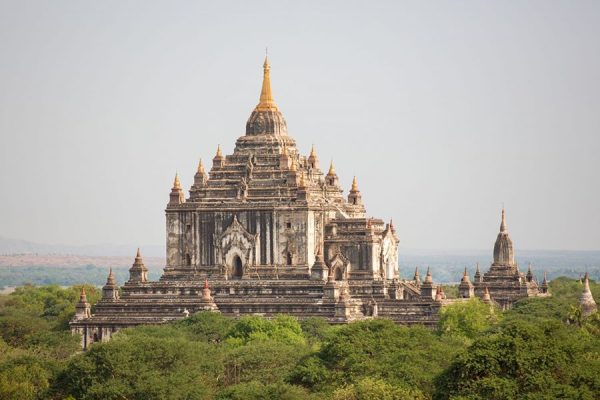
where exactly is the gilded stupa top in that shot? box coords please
[254,56,279,112]
[245,56,288,136]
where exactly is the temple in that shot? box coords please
[459,208,550,309]
[70,58,448,349]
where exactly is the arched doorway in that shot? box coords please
[334,267,343,281]
[232,255,243,280]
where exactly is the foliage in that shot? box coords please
[434,314,600,399]
[225,314,306,345]
[53,333,222,400]
[437,298,497,339]
[0,280,598,400]
[290,319,463,397]
[215,381,315,400]
[332,377,425,400]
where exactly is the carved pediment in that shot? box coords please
[214,215,257,269]
[328,252,350,281]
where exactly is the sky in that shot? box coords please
[0,0,598,251]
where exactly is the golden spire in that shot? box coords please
[255,56,279,111]
[215,145,223,158]
[172,173,181,190]
[197,159,205,174]
[328,160,336,176]
[309,144,317,159]
[351,176,358,191]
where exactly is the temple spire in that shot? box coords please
[197,159,205,174]
[351,176,358,192]
[255,56,278,111]
[172,173,181,190]
[500,208,507,233]
[328,161,336,176]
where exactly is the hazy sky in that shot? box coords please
[1,1,599,251]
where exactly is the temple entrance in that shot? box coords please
[334,267,343,281]
[232,256,243,280]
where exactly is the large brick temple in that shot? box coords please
[70,58,548,349]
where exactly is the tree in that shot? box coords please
[332,378,425,400]
[290,319,463,397]
[434,318,600,400]
[437,298,497,340]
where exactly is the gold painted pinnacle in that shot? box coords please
[197,159,205,173]
[328,160,336,176]
[255,56,279,112]
[173,173,181,190]
[351,176,358,191]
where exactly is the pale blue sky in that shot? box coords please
[0,1,598,250]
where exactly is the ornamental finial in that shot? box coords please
[500,207,507,233]
[173,173,181,190]
[328,160,336,176]
[351,176,358,192]
[256,55,278,111]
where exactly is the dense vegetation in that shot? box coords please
[0,278,598,399]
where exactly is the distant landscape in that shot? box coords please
[0,236,598,289]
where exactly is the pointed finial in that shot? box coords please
[328,160,336,176]
[299,171,307,188]
[584,272,590,289]
[79,286,87,302]
[256,53,278,111]
[106,267,116,286]
[136,247,141,258]
[425,266,433,283]
[197,159,205,174]
[500,207,507,233]
[309,144,317,159]
[172,173,181,190]
[215,144,223,158]
[476,262,480,272]
[464,266,468,277]
[483,286,491,301]
[351,176,358,191]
